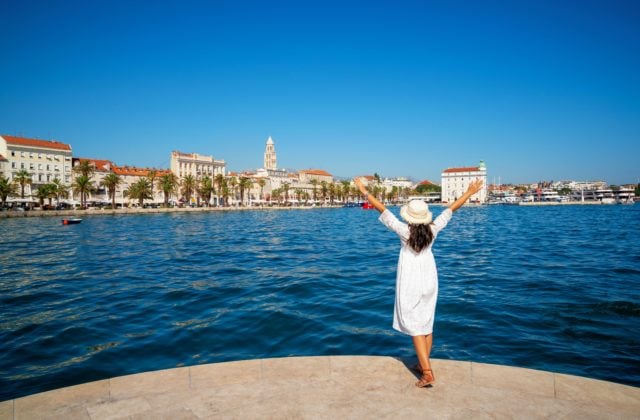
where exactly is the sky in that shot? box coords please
[1,0,638,184]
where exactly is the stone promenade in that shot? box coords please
[1,356,639,419]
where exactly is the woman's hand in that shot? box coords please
[466,179,484,196]
[354,177,368,195]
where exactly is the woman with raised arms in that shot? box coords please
[355,177,483,387]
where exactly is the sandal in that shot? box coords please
[415,368,435,388]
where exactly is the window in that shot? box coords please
[38,164,42,170]
[39,153,42,159]
[11,151,15,157]
[30,163,34,169]
[30,153,34,158]
[46,164,50,171]
[39,174,43,181]
[21,163,24,169]
[11,162,16,168]
[46,175,51,181]
[21,152,25,157]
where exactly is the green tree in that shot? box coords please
[283,182,290,205]
[214,174,226,206]
[635,183,640,197]
[0,174,18,206]
[239,176,253,206]
[102,173,122,209]
[35,184,55,206]
[198,175,214,206]
[146,170,158,203]
[157,173,179,207]
[257,178,266,203]
[310,179,318,202]
[51,178,69,204]
[415,183,441,194]
[73,175,95,208]
[124,178,152,206]
[181,175,197,205]
[74,160,95,178]
[227,176,238,206]
[14,169,32,199]
[320,181,328,204]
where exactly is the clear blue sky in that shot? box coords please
[1,0,638,184]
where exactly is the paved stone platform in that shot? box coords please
[1,356,639,419]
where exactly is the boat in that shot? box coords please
[362,202,375,210]
[62,218,82,225]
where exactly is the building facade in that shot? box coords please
[0,135,73,197]
[298,169,333,184]
[441,161,488,203]
[72,158,115,203]
[170,151,226,179]
[264,136,277,170]
[112,165,171,205]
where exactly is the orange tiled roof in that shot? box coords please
[300,169,333,177]
[74,158,114,172]
[443,166,480,173]
[419,180,437,186]
[112,165,171,177]
[2,135,71,151]
[0,154,6,161]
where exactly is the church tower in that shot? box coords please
[264,136,277,170]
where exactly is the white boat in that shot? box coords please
[614,188,635,204]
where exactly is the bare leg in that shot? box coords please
[412,334,435,386]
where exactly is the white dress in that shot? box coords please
[379,208,453,336]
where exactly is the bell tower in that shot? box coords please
[264,136,277,170]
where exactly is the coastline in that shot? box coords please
[1,200,633,218]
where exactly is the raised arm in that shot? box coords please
[448,179,484,212]
[355,177,386,213]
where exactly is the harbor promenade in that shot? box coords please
[2,356,638,419]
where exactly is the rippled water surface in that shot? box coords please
[1,205,639,399]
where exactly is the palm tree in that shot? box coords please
[0,174,18,206]
[102,173,122,209]
[198,175,214,206]
[239,176,253,206]
[124,178,152,207]
[341,181,351,203]
[181,175,197,205]
[157,173,179,207]
[35,184,55,207]
[51,178,69,204]
[271,188,282,204]
[328,182,336,205]
[221,181,230,206]
[146,170,157,204]
[14,169,32,199]
[214,174,225,206]
[227,176,238,206]
[283,182,290,205]
[320,181,328,205]
[310,179,318,203]
[74,160,95,178]
[257,178,266,203]
[73,175,95,208]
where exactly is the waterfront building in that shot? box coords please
[441,161,488,203]
[112,165,171,205]
[298,169,333,184]
[0,135,73,198]
[170,151,226,179]
[72,158,115,204]
[264,136,277,170]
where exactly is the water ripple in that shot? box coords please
[0,205,639,399]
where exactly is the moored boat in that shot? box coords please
[62,218,82,225]
[362,202,375,209]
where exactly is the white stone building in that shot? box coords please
[0,135,73,197]
[170,151,225,179]
[441,161,488,203]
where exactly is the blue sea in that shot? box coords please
[1,205,639,400]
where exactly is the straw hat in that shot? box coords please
[400,199,433,225]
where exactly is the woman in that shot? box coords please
[355,177,483,387]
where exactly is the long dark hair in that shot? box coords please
[408,223,434,253]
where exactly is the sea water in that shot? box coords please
[1,204,638,400]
